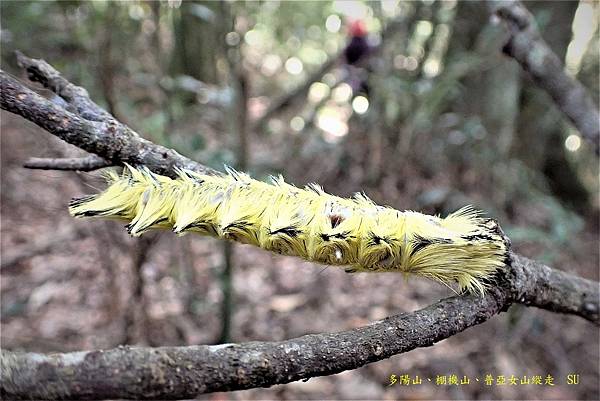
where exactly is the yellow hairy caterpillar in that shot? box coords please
[69,165,509,294]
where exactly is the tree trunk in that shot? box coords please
[514,1,589,212]
[170,1,219,85]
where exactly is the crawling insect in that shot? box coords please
[69,165,509,294]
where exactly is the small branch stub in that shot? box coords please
[23,155,112,171]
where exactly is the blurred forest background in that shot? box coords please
[1,1,598,399]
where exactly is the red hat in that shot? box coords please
[349,20,367,37]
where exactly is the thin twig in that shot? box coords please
[251,54,341,132]
[23,155,112,171]
[0,69,218,178]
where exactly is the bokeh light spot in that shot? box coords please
[565,134,582,152]
[325,14,342,33]
[352,96,369,114]
[290,116,305,132]
[308,82,331,103]
[285,57,304,75]
[332,83,353,103]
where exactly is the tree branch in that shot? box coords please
[1,253,597,400]
[1,69,218,178]
[15,51,113,123]
[0,287,512,400]
[491,1,600,153]
[251,53,341,132]
[23,155,112,171]
[1,53,598,400]
[509,253,598,323]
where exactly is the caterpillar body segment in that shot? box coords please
[69,166,509,294]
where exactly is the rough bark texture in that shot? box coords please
[508,253,598,322]
[492,1,600,153]
[1,52,598,400]
[15,51,113,123]
[2,295,504,399]
[2,62,219,178]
